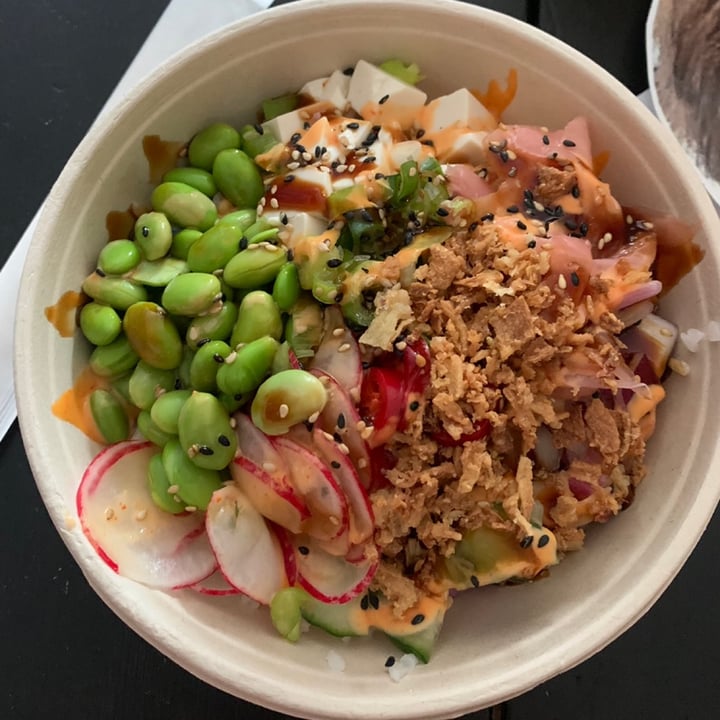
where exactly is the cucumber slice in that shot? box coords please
[386,612,444,664]
[300,593,368,638]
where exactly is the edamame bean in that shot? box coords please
[212,148,264,209]
[80,302,122,346]
[128,361,178,410]
[239,124,281,159]
[110,372,133,404]
[186,301,238,350]
[244,218,279,245]
[230,291,282,346]
[186,224,244,273]
[161,272,222,316]
[89,334,139,378]
[163,167,217,198]
[128,256,188,286]
[177,345,194,389]
[89,389,131,444]
[151,182,217,231]
[150,389,192,434]
[188,123,241,171]
[189,340,231,392]
[177,391,237,470]
[170,228,202,260]
[97,239,141,275]
[251,369,328,435]
[216,336,279,398]
[134,212,173,260]
[216,208,256,232]
[82,272,147,311]
[271,341,293,374]
[161,439,223,510]
[272,262,300,312]
[223,244,287,289]
[137,409,176,447]
[123,301,183,370]
[218,391,248,414]
[148,453,185,514]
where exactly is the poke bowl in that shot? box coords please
[14,0,720,718]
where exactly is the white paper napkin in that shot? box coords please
[0,0,272,442]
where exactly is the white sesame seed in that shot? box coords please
[360,426,373,440]
[167,484,179,495]
[185,506,198,513]
[395,340,407,351]
[533,201,545,212]
[229,417,237,428]
[338,443,351,455]
[626,214,634,224]
[322,431,335,442]
[302,152,313,162]
[135,509,147,521]
[225,351,237,364]
[506,149,517,160]
[347,164,356,172]
[270,198,279,209]
[668,358,690,376]
[262,462,277,473]
[308,411,320,424]
[338,343,351,353]
[603,232,613,243]
[557,274,567,290]
[291,150,300,160]
[408,166,417,177]
[287,161,300,170]
[356,420,367,431]
[597,237,606,250]
[336,164,347,173]
[660,327,674,337]
[270,184,278,195]
[104,507,115,520]
[332,327,345,337]
[260,197,266,206]
[279,403,289,419]
[357,458,368,469]
[319,165,330,173]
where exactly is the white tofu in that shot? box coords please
[297,116,346,166]
[420,88,495,133]
[336,119,374,150]
[300,70,350,111]
[331,177,356,192]
[262,109,307,145]
[346,59,427,129]
[442,130,488,164]
[389,140,423,168]
[288,165,334,197]
[262,210,327,240]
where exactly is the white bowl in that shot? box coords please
[15,0,720,717]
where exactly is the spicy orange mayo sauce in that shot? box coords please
[473,68,518,120]
[51,366,108,443]
[44,290,84,338]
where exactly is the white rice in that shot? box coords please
[326,649,346,673]
[706,320,720,342]
[680,327,706,352]
[387,653,418,682]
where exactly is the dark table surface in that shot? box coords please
[2,1,719,718]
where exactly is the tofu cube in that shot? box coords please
[419,88,495,133]
[300,70,351,110]
[441,131,488,164]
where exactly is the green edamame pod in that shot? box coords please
[223,245,287,289]
[97,239,141,275]
[161,272,222,316]
[137,409,176,447]
[123,301,183,370]
[189,340,231,392]
[151,182,217,231]
[188,122,241,171]
[128,256,188,286]
[251,369,328,435]
[128,361,178,411]
[163,167,217,198]
[239,124,280,159]
[150,388,192,434]
[216,208,256,231]
[170,228,202,260]
[177,391,237,471]
[134,212,173,261]
[80,302,122,346]
[212,148,264,209]
[82,272,147,311]
[148,453,186,514]
[186,224,244,273]
[161,439,223,510]
[272,263,300,312]
[186,301,238,350]
[216,336,279,398]
[231,291,283,347]
[89,389,131,444]
[89,334,139,378]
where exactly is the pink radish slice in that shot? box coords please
[77,440,217,589]
[309,305,362,400]
[205,485,287,605]
[312,427,374,545]
[189,570,241,597]
[233,412,288,471]
[231,455,310,534]
[288,534,378,604]
[311,370,372,489]
[272,436,349,542]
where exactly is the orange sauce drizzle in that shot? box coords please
[593,150,611,176]
[473,68,518,121]
[44,290,84,338]
[51,366,108,443]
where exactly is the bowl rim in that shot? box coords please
[15,0,720,717]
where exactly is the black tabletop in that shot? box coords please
[3,1,719,718]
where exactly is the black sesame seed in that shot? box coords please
[253,123,264,135]
[343,66,354,76]
[314,145,322,159]
[303,420,314,432]
[416,128,426,139]
[326,258,342,268]
[499,150,509,163]
[239,236,249,250]
[550,151,558,159]
[360,595,370,610]
[527,239,537,248]
[360,209,374,223]
[542,134,550,145]
[362,155,376,164]
[198,445,214,456]
[196,337,211,348]
[280,213,289,225]
[295,143,306,154]
[234,393,244,401]
[436,207,449,217]
[218,434,231,447]
[213,353,225,363]
[538,534,550,548]
[385,656,396,668]
[337,413,346,429]
[333,432,343,443]
[331,460,341,469]
[506,205,519,213]
[284,174,295,183]
[374,172,385,180]
[347,121,360,130]
[481,212,495,222]
[468,222,479,233]
[571,184,580,198]
[298,545,310,555]
[470,575,480,588]
[334,292,344,303]
[378,94,390,105]
[409,401,420,412]
[174,378,183,390]
[562,139,577,147]
[286,248,294,261]
[369,593,380,610]
[517,220,527,230]
[141,225,150,238]
[290,132,302,145]
[579,222,589,237]
[411,614,425,626]
[420,139,435,147]
[564,219,578,231]
[570,271,580,287]
[95,268,106,277]
[303,121,311,130]
[520,535,533,549]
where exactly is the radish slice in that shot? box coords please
[77,440,217,589]
[205,485,287,605]
[272,436,349,542]
[309,305,362,400]
[289,534,378,604]
[189,570,241,597]
[312,370,372,489]
[313,427,374,545]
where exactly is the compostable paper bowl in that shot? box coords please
[15,1,720,717]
